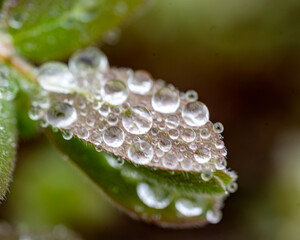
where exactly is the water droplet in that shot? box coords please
[86,116,95,127]
[152,87,180,113]
[0,68,18,100]
[62,129,73,140]
[99,104,110,116]
[162,152,178,169]
[28,106,42,121]
[185,90,198,101]
[103,126,124,147]
[102,79,128,105]
[182,101,209,126]
[38,62,76,93]
[194,147,211,163]
[107,113,118,125]
[169,129,179,139]
[128,141,154,164]
[137,182,172,209]
[227,181,238,193]
[201,170,213,181]
[158,137,172,152]
[200,128,210,139]
[46,102,77,128]
[165,115,179,129]
[69,47,109,73]
[213,122,224,134]
[181,128,196,143]
[206,210,222,224]
[181,159,193,171]
[175,198,202,217]
[215,157,227,170]
[215,139,224,149]
[128,70,153,94]
[8,12,26,29]
[122,106,153,135]
[76,128,89,139]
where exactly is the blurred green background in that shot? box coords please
[1,0,300,239]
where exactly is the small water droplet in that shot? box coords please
[194,147,211,163]
[201,170,213,181]
[128,140,154,164]
[227,181,238,193]
[62,129,73,140]
[213,122,224,134]
[158,137,172,152]
[162,152,178,169]
[181,128,196,143]
[0,68,18,100]
[206,210,222,224]
[185,90,198,101]
[46,102,77,128]
[165,115,179,129]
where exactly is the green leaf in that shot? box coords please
[47,129,235,227]
[0,93,17,201]
[4,0,144,62]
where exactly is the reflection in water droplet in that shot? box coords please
[152,87,180,113]
[128,141,153,164]
[122,106,152,135]
[175,198,203,217]
[182,101,209,126]
[137,182,172,209]
[201,170,213,181]
[162,152,178,169]
[181,128,196,143]
[46,102,77,128]
[194,147,211,163]
[62,129,73,140]
[101,79,128,105]
[213,122,224,134]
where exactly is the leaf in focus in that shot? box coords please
[4,0,144,61]
[0,66,17,200]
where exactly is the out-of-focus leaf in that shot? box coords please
[0,91,17,200]
[4,0,145,61]
[48,129,234,227]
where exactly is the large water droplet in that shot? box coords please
[182,101,209,126]
[152,87,180,113]
[175,198,203,217]
[69,47,109,73]
[122,106,152,135]
[128,70,153,94]
[128,140,154,164]
[137,182,172,209]
[38,62,76,93]
[46,102,77,128]
[101,79,128,105]
[103,126,124,147]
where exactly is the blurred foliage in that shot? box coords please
[4,0,144,61]
[1,138,117,236]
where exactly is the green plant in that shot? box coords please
[0,0,237,228]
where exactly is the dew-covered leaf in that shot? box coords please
[0,65,17,200]
[28,47,238,227]
[4,0,144,61]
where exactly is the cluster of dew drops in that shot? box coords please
[29,47,235,180]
